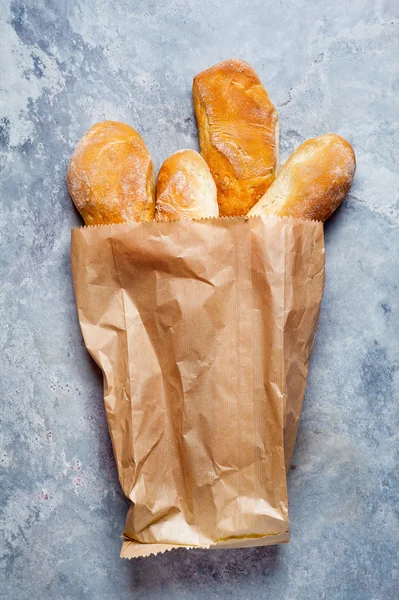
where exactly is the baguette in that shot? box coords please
[193,59,279,217]
[155,149,218,221]
[248,134,356,222]
[67,121,155,225]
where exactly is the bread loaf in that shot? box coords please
[67,121,155,225]
[248,134,356,222]
[193,59,279,217]
[155,149,218,221]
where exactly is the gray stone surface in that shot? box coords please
[1,0,398,598]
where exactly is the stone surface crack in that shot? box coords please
[278,52,325,108]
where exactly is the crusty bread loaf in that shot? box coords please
[193,59,279,217]
[248,134,356,222]
[67,121,155,225]
[155,149,218,221]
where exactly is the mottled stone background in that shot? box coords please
[1,1,398,598]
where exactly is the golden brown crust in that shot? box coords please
[155,149,218,221]
[193,58,279,217]
[248,134,356,222]
[67,121,155,225]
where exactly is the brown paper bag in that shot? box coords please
[71,215,324,558]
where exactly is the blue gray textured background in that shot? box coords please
[1,1,398,598]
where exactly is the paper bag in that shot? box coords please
[71,215,324,558]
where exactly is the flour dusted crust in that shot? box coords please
[67,121,155,225]
[155,149,218,221]
[193,59,279,217]
[248,134,356,222]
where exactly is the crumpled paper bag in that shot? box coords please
[71,215,324,558]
